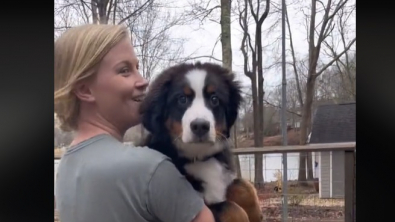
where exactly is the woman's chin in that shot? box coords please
[128,116,142,128]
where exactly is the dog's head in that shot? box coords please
[139,62,242,159]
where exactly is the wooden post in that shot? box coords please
[344,150,355,222]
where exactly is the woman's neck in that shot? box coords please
[70,119,123,147]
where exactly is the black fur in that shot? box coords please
[139,62,243,221]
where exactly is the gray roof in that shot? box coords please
[310,102,356,143]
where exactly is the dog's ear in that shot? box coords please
[139,75,172,134]
[225,71,243,134]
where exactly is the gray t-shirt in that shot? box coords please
[55,134,204,222]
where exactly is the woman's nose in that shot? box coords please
[135,77,149,90]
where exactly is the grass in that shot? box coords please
[258,181,345,222]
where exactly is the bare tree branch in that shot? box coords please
[316,37,355,75]
[285,5,304,107]
[181,55,222,63]
[242,92,302,117]
[118,0,153,25]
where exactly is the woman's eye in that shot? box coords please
[119,67,130,74]
[178,95,187,105]
[210,95,219,106]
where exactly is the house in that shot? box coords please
[309,102,355,199]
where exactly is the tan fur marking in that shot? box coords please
[206,84,216,94]
[183,86,192,95]
[226,179,263,222]
[166,119,183,137]
[215,124,225,132]
[215,124,226,140]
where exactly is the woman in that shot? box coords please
[54,24,215,222]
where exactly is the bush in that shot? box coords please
[288,186,307,206]
[272,170,307,206]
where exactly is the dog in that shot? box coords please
[139,62,262,222]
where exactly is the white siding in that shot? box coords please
[319,151,331,198]
[54,160,61,196]
[313,152,320,178]
[319,151,345,198]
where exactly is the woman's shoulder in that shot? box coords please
[65,135,171,177]
[111,142,167,163]
[122,145,170,165]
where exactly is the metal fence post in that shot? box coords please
[344,150,355,222]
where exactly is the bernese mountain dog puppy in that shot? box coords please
[139,62,262,222]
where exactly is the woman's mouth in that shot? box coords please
[132,94,145,102]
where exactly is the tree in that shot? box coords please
[240,90,254,138]
[219,0,243,178]
[237,0,270,187]
[258,0,355,184]
[54,0,154,31]
[297,0,356,185]
[322,5,356,101]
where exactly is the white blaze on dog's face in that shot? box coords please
[182,69,216,143]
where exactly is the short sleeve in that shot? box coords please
[147,159,204,222]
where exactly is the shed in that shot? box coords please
[310,102,355,199]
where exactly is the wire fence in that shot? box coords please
[232,142,355,222]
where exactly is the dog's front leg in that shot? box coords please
[209,201,250,222]
[226,178,263,222]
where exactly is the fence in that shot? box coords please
[54,142,355,222]
[232,142,355,222]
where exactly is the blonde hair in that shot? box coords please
[54,24,129,131]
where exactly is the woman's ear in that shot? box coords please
[73,82,95,102]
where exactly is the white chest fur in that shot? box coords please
[184,158,236,204]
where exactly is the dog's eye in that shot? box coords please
[178,95,187,104]
[210,95,219,106]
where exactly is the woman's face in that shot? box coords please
[86,37,148,132]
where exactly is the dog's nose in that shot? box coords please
[190,118,210,137]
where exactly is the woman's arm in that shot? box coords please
[192,205,215,222]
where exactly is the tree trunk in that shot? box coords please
[233,121,242,178]
[220,0,241,178]
[298,152,307,185]
[97,0,109,24]
[306,152,314,180]
[220,0,232,69]
[285,6,304,107]
[298,73,317,185]
[254,24,265,189]
[91,0,99,24]
[254,153,264,188]
[251,72,263,187]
